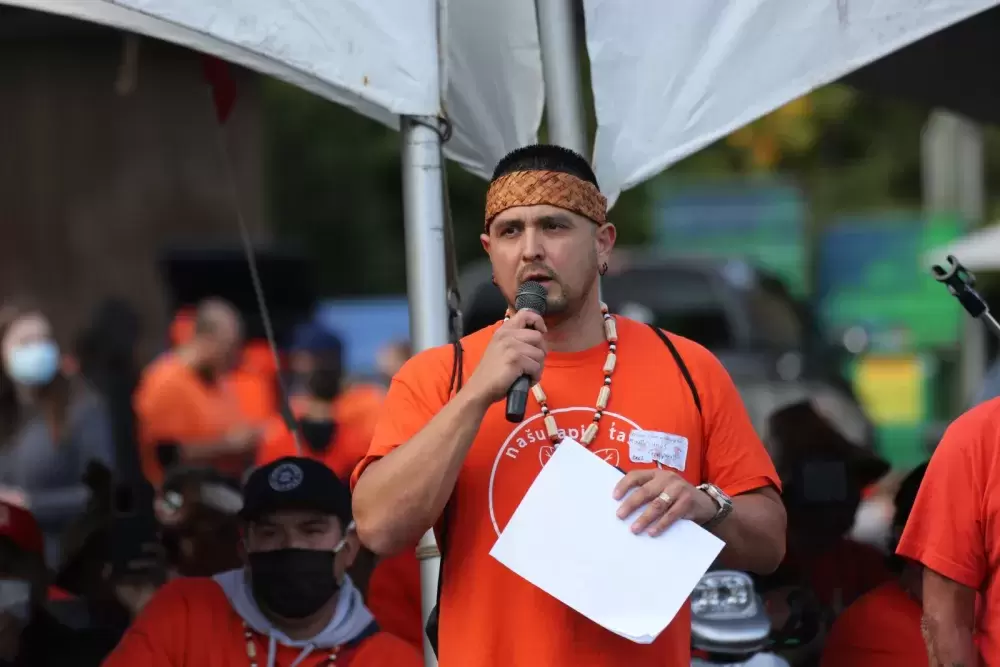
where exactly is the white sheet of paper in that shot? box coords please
[489,438,726,644]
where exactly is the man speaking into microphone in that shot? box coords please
[351,144,786,666]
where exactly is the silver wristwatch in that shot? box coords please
[697,483,733,529]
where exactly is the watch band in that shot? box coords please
[697,483,733,529]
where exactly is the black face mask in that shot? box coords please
[300,419,337,454]
[248,548,339,619]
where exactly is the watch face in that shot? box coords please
[702,484,724,501]
[705,484,733,515]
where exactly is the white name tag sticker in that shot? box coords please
[628,430,689,471]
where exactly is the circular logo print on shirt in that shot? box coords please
[269,463,304,492]
[487,406,642,537]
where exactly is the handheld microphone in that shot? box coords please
[505,281,548,423]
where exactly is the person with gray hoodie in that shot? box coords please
[101,457,423,667]
[0,303,115,567]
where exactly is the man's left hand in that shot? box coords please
[613,470,717,536]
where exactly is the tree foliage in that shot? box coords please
[262,78,648,296]
[264,72,1000,297]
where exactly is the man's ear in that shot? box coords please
[480,232,491,255]
[596,222,617,265]
[340,532,361,569]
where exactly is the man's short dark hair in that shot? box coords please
[491,144,599,188]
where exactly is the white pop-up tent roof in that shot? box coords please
[0,0,545,179]
[926,223,1000,272]
[583,0,1000,205]
[3,0,998,198]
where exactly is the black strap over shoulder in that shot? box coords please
[425,341,463,656]
[648,324,702,415]
[448,340,464,396]
[440,341,463,553]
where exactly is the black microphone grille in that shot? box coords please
[515,281,548,315]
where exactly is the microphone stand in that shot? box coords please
[932,255,1000,339]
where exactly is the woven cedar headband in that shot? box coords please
[484,169,607,231]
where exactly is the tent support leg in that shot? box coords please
[923,110,986,407]
[536,0,588,156]
[401,114,448,667]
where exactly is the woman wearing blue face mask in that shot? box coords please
[0,304,115,567]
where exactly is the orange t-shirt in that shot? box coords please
[134,354,248,486]
[102,578,423,667]
[820,580,927,667]
[366,550,424,651]
[897,397,1000,665]
[227,369,275,425]
[337,383,385,439]
[255,388,383,480]
[227,343,279,425]
[351,317,781,667]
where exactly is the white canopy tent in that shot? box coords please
[927,223,1000,271]
[0,0,545,177]
[584,0,1000,206]
[5,1,1000,665]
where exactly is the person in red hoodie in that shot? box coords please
[0,501,110,666]
[102,457,421,667]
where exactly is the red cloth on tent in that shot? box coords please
[202,56,237,124]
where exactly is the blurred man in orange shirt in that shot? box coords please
[135,299,260,487]
[170,308,278,427]
[821,462,929,667]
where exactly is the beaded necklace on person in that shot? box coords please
[243,621,341,665]
[503,302,617,446]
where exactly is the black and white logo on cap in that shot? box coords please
[269,462,304,492]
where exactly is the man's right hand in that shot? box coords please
[465,309,548,406]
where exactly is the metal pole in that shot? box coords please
[401,116,449,667]
[922,110,986,408]
[535,0,588,156]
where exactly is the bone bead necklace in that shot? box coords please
[503,303,617,446]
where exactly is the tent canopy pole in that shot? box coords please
[401,115,448,667]
[536,0,588,156]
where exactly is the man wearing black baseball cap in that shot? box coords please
[103,457,422,667]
